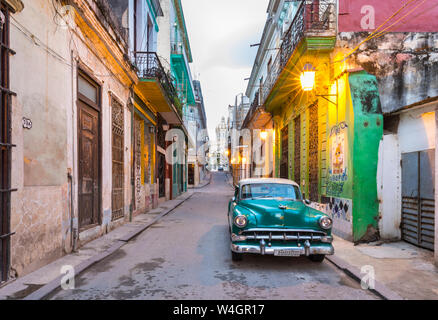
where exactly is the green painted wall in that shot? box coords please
[349,71,383,241]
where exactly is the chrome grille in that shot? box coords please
[240,228,327,242]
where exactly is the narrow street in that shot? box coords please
[49,173,377,300]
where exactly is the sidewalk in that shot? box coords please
[327,236,438,300]
[0,180,208,300]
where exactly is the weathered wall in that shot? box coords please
[10,0,71,276]
[9,0,133,277]
[398,110,436,153]
[336,32,438,113]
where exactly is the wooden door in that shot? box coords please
[158,152,165,198]
[111,99,124,221]
[280,125,289,179]
[78,101,100,229]
[294,116,301,185]
[188,164,194,185]
[309,103,319,202]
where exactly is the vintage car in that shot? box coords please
[228,178,334,262]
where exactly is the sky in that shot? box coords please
[181,0,268,141]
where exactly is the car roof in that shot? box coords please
[238,178,299,188]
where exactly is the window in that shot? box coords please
[241,183,302,201]
[78,74,98,105]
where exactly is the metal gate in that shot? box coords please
[111,98,124,221]
[401,150,435,250]
[280,125,288,179]
[0,3,15,283]
[309,103,319,202]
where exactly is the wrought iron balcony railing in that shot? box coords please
[134,51,182,117]
[261,0,336,105]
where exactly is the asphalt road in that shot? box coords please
[50,172,378,300]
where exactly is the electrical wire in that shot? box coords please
[363,0,429,43]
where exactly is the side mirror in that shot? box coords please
[304,199,311,205]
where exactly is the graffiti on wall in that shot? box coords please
[327,122,349,197]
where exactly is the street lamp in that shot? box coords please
[300,63,338,109]
[300,63,316,92]
[260,130,268,140]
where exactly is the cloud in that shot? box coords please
[182,0,268,139]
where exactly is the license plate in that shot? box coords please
[274,249,301,257]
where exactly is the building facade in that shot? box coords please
[187,80,208,186]
[157,0,197,198]
[0,0,196,284]
[242,0,438,263]
[4,0,137,280]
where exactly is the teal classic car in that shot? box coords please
[228,178,334,262]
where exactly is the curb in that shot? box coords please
[23,192,195,300]
[325,255,404,300]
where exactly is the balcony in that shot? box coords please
[170,42,196,105]
[134,52,183,121]
[261,0,336,107]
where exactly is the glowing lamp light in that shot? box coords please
[242,157,247,164]
[300,63,316,92]
[260,130,268,140]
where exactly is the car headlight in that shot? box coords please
[234,215,248,228]
[319,216,333,229]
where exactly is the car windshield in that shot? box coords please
[240,183,302,200]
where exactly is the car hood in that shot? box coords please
[237,199,323,229]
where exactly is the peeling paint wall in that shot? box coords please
[336,32,438,113]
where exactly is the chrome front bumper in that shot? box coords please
[231,242,334,256]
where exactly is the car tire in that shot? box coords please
[309,254,325,262]
[231,250,243,262]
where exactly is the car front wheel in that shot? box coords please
[231,250,243,262]
[309,254,325,262]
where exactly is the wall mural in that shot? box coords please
[327,122,348,198]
